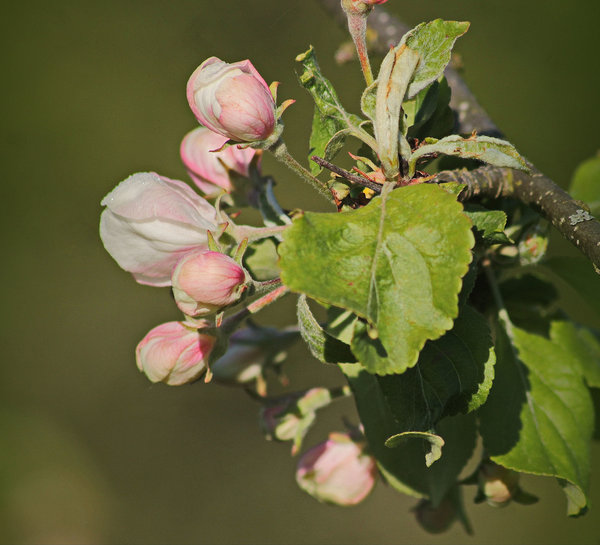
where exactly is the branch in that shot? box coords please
[436,166,600,268]
[317,0,600,271]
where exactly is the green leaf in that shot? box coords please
[279,184,474,375]
[399,19,470,99]
[539,256,600,318]
[243,238,280,281]
[569,154,600,216]
[409,135,529,178]
[341,364,477,502]
[463,204,511,244]
[296,46,363,173]
[375,306,495,430]
[478,320,594,516]
[402,82,440,137]
[296,295,357,364]
[385,431,444,467]
[549,321,600,388]
[499,274,559,335]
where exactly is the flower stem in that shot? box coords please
[347,13,374,86]
[232,224,289,243]
[268,139,331,198]
[222,284,290,334]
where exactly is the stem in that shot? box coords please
[268,139,331,198]
[436,166,600,271]
[482,260,513,336]
[252,277,283,295]
[232,224,289,243]
[222,284,290,334]
[311,155,383,192]
[347,13,374,86]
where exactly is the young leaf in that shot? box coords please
[296,295,357,364]
[463,204,511,244]
[478,320,593,516]
[408,135,530,178]
[385,431,445,467]
[399,19,470,99]
[279,184,474,375]
[296,47,363,173]
[374,45,420,179]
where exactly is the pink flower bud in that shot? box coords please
[100,172,217,287]
[477,462,520,507]
[187,57,276,142]
[135,321,216,385]
[180,127,258,196]
[171,250,247,317]
[296,432,377,506]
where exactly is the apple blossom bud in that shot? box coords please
[171,250,247,317]
[342,0,388,15]
[99,172,217,287]
[187,57,276,143]
[296,432,377,506]
[135,321,216,386]
[477,462,520,507]
[414,497,457,534]
[180,127,258,196]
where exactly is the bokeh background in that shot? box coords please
[2,1,599,543]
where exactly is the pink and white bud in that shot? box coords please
[100,172,217,287]
[180,127,258,196]
[296,432,377,506]
[187,57,276,142]
[171,250,247,317]
[135,321,216,386]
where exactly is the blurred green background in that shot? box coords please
[1,1,599,543]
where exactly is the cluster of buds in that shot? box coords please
[99,56,293,386]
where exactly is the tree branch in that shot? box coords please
[436,166,600,268]
[317,0,600,271]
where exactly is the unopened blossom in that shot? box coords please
[171,250,247,317]
[296,432,377,506]
[187,57,276,142]
[477,462,520,507]
[136,321,216,385]
[180,127,258,196]
[100,172,217,286]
